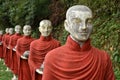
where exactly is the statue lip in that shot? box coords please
[79,32,87,34]
[79,32,88,35]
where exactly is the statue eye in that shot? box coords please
[42,26,45,29]
[87,19,92,23]
[72,18,81,23]
[48,26,52,29]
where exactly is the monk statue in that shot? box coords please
[7,28,14,49]
[28,20,61,80]
[4,28,14,71]
[8,25,23,80]
[0,30,3,60]
[42,5,115,80]
[2,28,9,64]
[16,25,35,80]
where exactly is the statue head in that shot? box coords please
[9,28,14,35]
[0,30,3,35]
[23,25,32,36]
[64,5,93,42]
[15,25,22,34]
[39,20,52,37]
[5,28,9,33]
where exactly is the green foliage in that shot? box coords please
[31,28,40,39]
[0,0,51,29]
[49,0,66,26]
[52,22,69,45]
[91,16,120,50]
[114,67,120,80]
[0,60,12,80]
[59,28,69,45]
[33,0,51,27]
[9,0,36,26]
[0,1,12,29]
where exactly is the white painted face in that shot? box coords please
[65,5,93,42]
[23,25,32,36]
[9,28,14,35]
[39,20,52,37]
[15,25,22,33]
[5,28,9,33]
[0,30,3,35]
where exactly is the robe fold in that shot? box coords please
[28,35,60,80]
[9,33,22,74]
[0,35,3,58]
[16,36,35,80]
[42,36,115,80]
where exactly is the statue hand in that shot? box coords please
[20,55,28,59]
[13,47,16,51]
[36,69,43,74]
[7,46,10,49]
[23,50,30,58]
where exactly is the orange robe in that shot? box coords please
[42,36,115,80]
[9,33,22,74]
[16,36,35,80]
[0,35,3,58]
[28,35,61,80]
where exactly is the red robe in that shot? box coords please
[2,33,9,59]
[9,33,23,74]
[28,35,61,80]
[4,34,13,67]
[16,36,35,80]
[42,36,115,80]
[0,35,3,58]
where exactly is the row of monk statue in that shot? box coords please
[0,5,115,80]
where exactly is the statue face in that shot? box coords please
[23,25,31,36]
[39,20,52,37]
[5,28,9,33]
[65,9,93,42]
[9,28,14,35]
[15,25,21,33]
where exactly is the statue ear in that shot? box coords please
[64,20,69,32]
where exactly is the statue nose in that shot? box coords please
[81,26,86,30]
[45,28,49,31]
[79,23,87,30]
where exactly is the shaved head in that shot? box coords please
[66,5,92,20]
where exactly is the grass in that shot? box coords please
[0,59,13,80]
